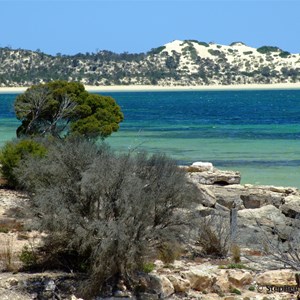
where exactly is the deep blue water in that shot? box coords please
[1,89,300,187]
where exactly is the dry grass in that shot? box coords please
[0,177,8,187]
[231,244,241,263]
[0,219,24,233]
[243,249,264,257]
[0,236,18,271]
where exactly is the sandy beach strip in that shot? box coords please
[1,83,300,94]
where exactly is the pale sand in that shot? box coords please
[1,83,300,94]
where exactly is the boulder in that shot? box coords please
[208,184,284,210]
[238,205,287,227]
[209,185,244,209]
[147,275,174,298]
[167,274,191,292]
[182,267,216,291]
[256,270,297,286]
[227,270,253,287]
[191,161,214,172]
[188,169,241,186]
[193,183,217,207]
[212,270,230,293]
[237,205,287,246]
[281,195,300,218]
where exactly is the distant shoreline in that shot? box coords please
[1,83,300,94]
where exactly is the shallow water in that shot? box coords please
[1,90,300,187]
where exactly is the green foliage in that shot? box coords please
[208,49,221,56]
[0,139,46,187]
[14,80,123,139]
[186,40,209,47]
[182,43,198,61]
[230,41,246,46]
[257,46,281,54]
[248,285,256,291]
[148,46,166,55]
[230,286,242,295]
[142,262,155,273]
[279,51,291,58]
[19,245,37,269]
[243,51,253,55]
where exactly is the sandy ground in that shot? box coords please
[0,83,300,94]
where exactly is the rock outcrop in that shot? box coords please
[185,162,300,249]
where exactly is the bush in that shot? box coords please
[19,245,37,269]
[142,262,155,273]
[158,242,182,264]
[197,214,230,257]
[279,51,291,58]
[0,139,47,188]
[257,46,281,54]
[16,138,198,298]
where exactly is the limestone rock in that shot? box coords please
[193,183,217,207]
[256,269,296,286]
[209,185,244,209]
[167,274,191,292]
[281,195,300,218]
[208,184,285,210]
[212,270,230,293]
[238,205,286,227]
[182,267,216,291]
[191,161,214,172]
[188,169,241,186]
[227,270,253,287]
[147,275,174,298]
[237,205,287,246]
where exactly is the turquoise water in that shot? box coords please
[1,90,300,187]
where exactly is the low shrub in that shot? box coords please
[16,138,199,298]
[230,286,242,295]
[231,244,241,263]
[142,262,155,273]
[158,242,182,264]
[197,214,230,257]
[19,245,37,269]
[0,139,46,188]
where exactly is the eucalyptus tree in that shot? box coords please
[14,80,123,139]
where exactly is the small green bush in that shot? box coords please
[279,51,290,58]
[142,262,155,273]
[208,49,221,56]
[257,46,281,54]
[0,139,46,188]
[230,286,242,295]
[19,245,37,268]
[148,46,166,55]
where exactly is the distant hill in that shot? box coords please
[0,40,299,87]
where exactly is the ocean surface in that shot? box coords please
[1,90,300,188]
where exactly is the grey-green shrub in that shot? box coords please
[16,138,198,298]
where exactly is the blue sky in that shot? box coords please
[1,0,299,55]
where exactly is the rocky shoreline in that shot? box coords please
[1,164,300,299]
